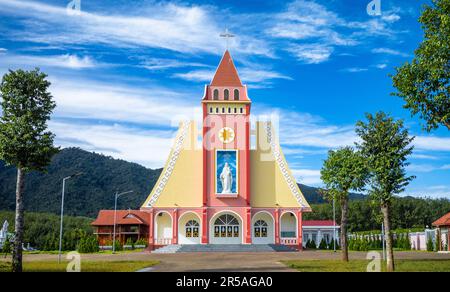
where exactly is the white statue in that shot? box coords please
[220,162,233,194]
[0,220,8,242]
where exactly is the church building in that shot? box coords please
[93,50,312,250]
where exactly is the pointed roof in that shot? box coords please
[210,50,243,87]
[433,212,450,227]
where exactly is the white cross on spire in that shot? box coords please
[220,28,235,50]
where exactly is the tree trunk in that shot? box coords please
[381,203,395,272]
[340,197,349,262]
[12,167,25,273]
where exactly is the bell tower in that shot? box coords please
[202,50,251,208]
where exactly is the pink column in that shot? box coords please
[275,209,280,244]
[172,209,178,244]
[297,210,303,251]
[148,210,154,250]
[245,208,252,244]
[201,208,208,244]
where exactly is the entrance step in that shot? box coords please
[152,244,298,253]
[152,244,182,254]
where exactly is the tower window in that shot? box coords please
[234,108,237,114]
[210,107,213,113]
[213,89,219,100]
[224,89,229,100]
[240,108,243,114]
[216,107,219,113]
[228,107,231,113]
[234,89,239,100]
[222,107,225,113]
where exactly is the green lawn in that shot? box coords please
[284,259,450,272]
[0,260,159,272]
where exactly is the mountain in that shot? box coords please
[298,183,366,204]
[0,148,161,218]
[0,147,364,217]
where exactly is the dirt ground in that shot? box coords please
[2,251,449,272]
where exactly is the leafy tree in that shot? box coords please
[356,112,415,272]
[320,147,368,261]
[426,236,435,252]
[391,0,450,131]
[0,69,58,272]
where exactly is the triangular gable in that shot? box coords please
[250,121,311,210]
[142,121,202,208]
[210,50,243,87]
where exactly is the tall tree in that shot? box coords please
[391,0,450,131]
[0,69,58,272]
[320,147,368,262]
[356,112,415,272]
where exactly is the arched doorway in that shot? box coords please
[280,212,297,244]
[178,212,201,244]
[154,212,172,245]
[252,212,275,244]
[210,212,242,244]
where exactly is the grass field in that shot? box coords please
[0,260,159,272]
[284,259,450,272]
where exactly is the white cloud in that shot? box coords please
[372,48,410,57]
[375,63,387,69]
[291,168,322,186]
[48,77,200,126]
[173,68,292,84]
[140,58,210,71]
[0,53,98,69]
[0,0,272,57]
[414,136,450,152]
[404,185,450,199]
[287,44,334,64]
[51,121,174,168]
[0,48,7,53]
[341,67,368,73]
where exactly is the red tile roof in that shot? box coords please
[432,212,450,227]
[91,210,150,226]
[303,220,338,227]
[210,50,243,87]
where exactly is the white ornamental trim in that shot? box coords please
[146,122,190,207]
[265,123,307,207]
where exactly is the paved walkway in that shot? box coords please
[3,251,449,272]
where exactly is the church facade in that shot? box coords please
[93,50,312,250]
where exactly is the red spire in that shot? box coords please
[210,50,243,87]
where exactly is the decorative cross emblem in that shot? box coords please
[220,28,235,50]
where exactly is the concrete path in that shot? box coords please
[3,251,449,272]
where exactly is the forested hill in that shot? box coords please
[0,148,161,218]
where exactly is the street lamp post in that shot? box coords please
[112,190,133,254]
[58,172,83,263]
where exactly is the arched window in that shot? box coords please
[240,108,243,114]
[254,220,268,238]
[216,107,219,113]
[224,89,229,100]
[185,220,200,238]
[210,107,213,113]
[213,89,219,100]
[214,214,239,238]
[234,89,239,100]
[228,107,231,113]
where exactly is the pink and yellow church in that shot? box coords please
[93,50,312,250]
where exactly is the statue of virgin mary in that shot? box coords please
[220,162,233,194]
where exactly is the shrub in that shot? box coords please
[77,236,99,253]
[135,238,148,247]
[113,239,123,251]
[318,238,328,250]
[2,236,12,254]
[125,237,135,250]
[426,236,434,252]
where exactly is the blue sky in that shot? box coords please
[0,0,449,198]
